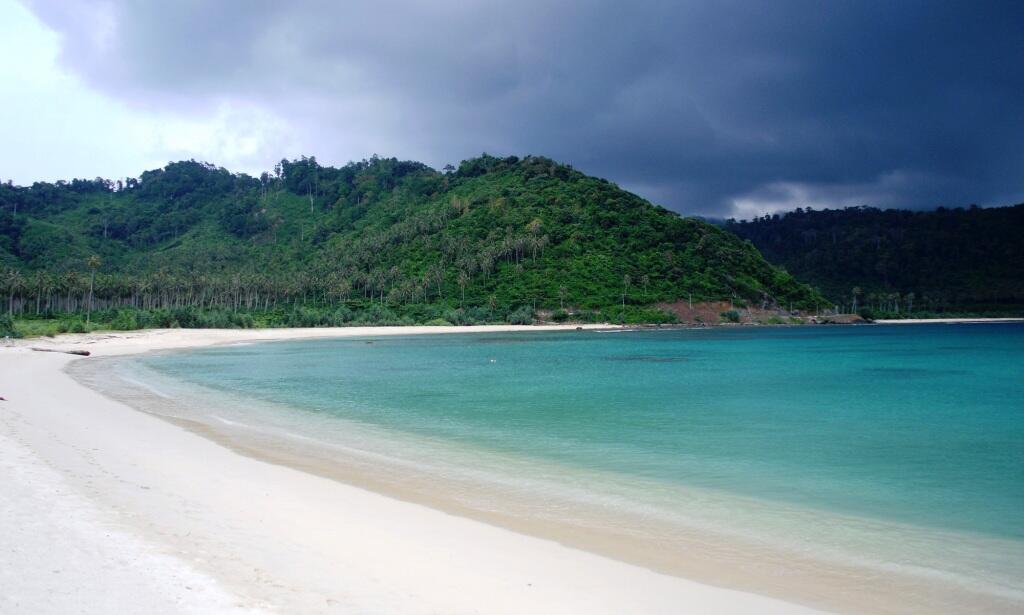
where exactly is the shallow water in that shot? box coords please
[87,324,1024,609]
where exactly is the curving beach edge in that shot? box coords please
[0,326,823,615]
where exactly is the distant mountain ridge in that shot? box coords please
[0,154,822,327]
[727,204,1024,315]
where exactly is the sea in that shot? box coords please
[75,323,1024,611]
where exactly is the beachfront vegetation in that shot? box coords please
[0,313,17,338]
[720,309,741,323]
[0,154,824,333]
[727,204,1024,315]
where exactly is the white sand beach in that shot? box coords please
[0,326,822,614]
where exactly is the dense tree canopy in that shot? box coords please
[0,154,823,330]
[728,205,1024,314]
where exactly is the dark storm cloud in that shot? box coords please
[23,0,1024,216]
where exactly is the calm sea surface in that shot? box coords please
[107,323,1024,601]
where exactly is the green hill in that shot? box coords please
[0,154,822,333]
[727,205,1024,316]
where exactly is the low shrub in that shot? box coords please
[110,309,145,330]
[507,306,534,325]
[355,303,401,325]
[0,313,20,338]
[602,306,678,324]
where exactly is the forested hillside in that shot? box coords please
[727,205,1024,315]
[0,154,823,334]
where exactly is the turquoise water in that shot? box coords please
[118,323,1024,599]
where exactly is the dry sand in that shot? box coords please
[0,326,822,614]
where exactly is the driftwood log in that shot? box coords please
[30,347,91,357]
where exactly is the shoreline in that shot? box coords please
[4,323,1019,609]
[8,323,619,356]
[7,316,1021,349]
[73,345,1024,615]
[1,325,826,614]
[874,317,1024,325]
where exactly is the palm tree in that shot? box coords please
[5,269,23,317]
[67,272,83,313]
[86,255,101,324]
[457,271,469,308]
[33,271,47,315]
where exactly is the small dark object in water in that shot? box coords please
[576,326,583,330]
[30,347,91,357]
[605,355,688,363]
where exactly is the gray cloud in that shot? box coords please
[21,0,1024,216]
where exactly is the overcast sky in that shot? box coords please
[2,0,1022,218]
